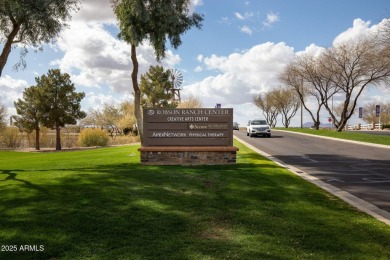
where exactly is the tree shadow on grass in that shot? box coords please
[1,161,390,259]
[0,169,48,194]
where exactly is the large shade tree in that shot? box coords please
[320,38,390,131]
[36,69,86,150]
[13,86,42,150]
[0,0,79,76]
[117,100,137,134]
[253,92,279,128]
[0,102,6,131]
[377,18,390,49]
[279,54,333,130]
[280,34,390,132]
[81,101,137,135]
[111,0,203,141]
[272,87,300,128]
[84,104,124,137]
[140,65,175,108]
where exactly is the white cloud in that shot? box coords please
[183,42,295,107]
[296,43,326,57]
[72,0,116,24]
[240,26,253,35]
[82,92,135,113]
[333,19,371,45]
[231,102,262,125]
[332,18,390,46]
[194,66,203,72]
[0,76,29,116]
[235,12,254,21]
[86,92,117,107]
[72,0,203,24]
[51,21,130,91]
[191,0,204,7]
[263,12,279,27]
[52,21,180,94]
[189,0,204,13]
[235,12,245,20]
[196,54,204,62]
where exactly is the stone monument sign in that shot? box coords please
[142,108,233,146]
[139,108,239,165]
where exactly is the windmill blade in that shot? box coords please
[171,69,183,88]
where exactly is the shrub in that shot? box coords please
[0,127,22,148]
[382,124,390,130]
[78,128,109,147]
[109,134,140,145]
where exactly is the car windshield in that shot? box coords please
[251,120,267,125]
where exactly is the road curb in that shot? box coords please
[234,136,390,226]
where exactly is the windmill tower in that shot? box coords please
[170,69,183,104]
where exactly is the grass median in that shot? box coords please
[0,141,389,259]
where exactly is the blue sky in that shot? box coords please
[1,0,389,127]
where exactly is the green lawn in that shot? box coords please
[0,142,389,259]
[275,128,390,146]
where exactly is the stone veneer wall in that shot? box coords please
[138,146,239,165]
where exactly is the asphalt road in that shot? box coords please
[234,129,390,213]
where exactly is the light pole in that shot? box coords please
[258,91,268,125]
[331,95,334,130]
[300,99,303,129]
[300,78,303,129]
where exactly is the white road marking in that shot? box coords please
[301,155,318,162]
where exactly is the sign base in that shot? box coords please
[138,146,239,165]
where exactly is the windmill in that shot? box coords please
[169,68,183,103]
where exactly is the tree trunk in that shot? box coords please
[56,121,61,150]
[337,121,347,132]
[35,127,40,150]
[131,44,143,142]
[0,23,20,77]
[298,95,322,130]
[282,114,288,128]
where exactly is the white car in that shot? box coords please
[246,119,271,137]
